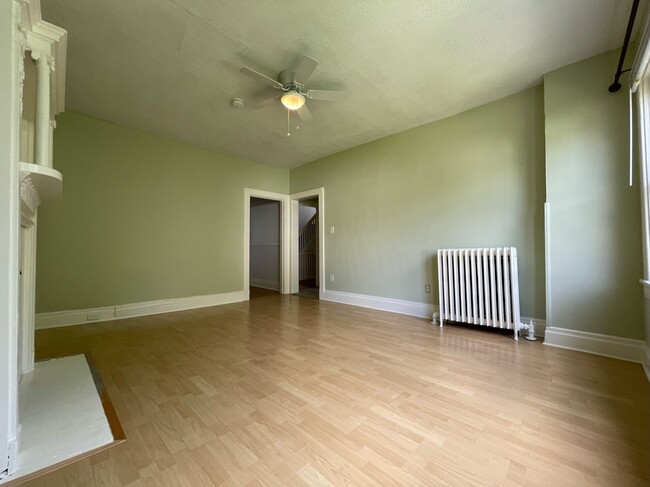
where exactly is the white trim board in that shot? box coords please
[35,291,245,329]
[321,290,545,337]
[544,326,648,364]
[321,290,435,319]
[39,287,548,339]
[249,278,280,291]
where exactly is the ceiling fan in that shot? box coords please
[240,55,347,123]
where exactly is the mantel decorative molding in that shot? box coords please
[17,0,67,117]
[20,178,39,209]
[30,50,54,70]
[19,174,39,228]
[15,3,28,118]
[19,162,62,227]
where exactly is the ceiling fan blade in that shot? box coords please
[240,67,283,89]
[252,94,280,109]
[307,89,347,102]
[297,104,312,121]
[294,56,318,85]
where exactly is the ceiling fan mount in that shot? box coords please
[277,69,299,90]
[240,55,347,122]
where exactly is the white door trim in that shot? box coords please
[290,188,325,297]
[243,189,290,299]
[0,0,21,477]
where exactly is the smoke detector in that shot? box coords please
[232,98,244,108]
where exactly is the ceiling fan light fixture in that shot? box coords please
[281,90,305,110]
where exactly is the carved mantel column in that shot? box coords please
[31,51,53,168]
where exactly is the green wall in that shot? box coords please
[544,50,644,339]
[36,112,288,313]
[291,87,547,318]
[39,51,645,341]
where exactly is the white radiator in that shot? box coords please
[437,247,521,340]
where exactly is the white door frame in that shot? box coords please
[243,188,291,299]
[290,188,325,297]
[0,0,21,477]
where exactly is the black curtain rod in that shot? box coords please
[609,0,641,92]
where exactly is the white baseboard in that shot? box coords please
[249,278,280,292]
[35,291,246,329]
[115,291,245,320]
[35,306,116,329]
[321,290,436,319]
[544,326,647,364]
[321,289,546,337]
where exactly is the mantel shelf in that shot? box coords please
[20,162,62,202]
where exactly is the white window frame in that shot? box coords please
[631,8,650,300]
[637,78,650,287]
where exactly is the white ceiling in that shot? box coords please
[42,0,633,168]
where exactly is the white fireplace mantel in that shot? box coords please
[0,0,67,481]
[19,162,62,227]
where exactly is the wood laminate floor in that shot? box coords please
[26,293,650,486]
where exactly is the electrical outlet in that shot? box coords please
[425,284,431,293]
[330,274,335,282]
[86,312,100,321]
[330,226,335,234]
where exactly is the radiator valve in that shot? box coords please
[523,320,537,341]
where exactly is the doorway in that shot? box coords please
[243,188,290,300]
[249,197,281,299]
[242,188,323,300]
[294,198,319,298]
[290,188,325,298]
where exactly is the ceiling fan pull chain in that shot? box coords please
[287,109,290,136]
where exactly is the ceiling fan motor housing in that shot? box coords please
[278,69,298,90]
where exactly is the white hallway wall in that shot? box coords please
[299,205,316,229]
[249,198,280,290]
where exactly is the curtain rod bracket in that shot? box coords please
[608,0,640,93]
[609,82,622,93]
